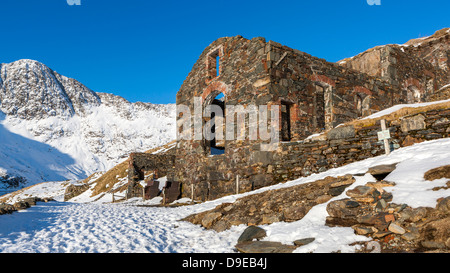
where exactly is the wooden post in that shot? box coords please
[380,119,391,155]
[236,175,239,194]
[162,188,166,205]
[191,184,194,203]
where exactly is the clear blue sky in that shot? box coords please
[1,0,448,104]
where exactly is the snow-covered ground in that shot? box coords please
[0,138,449,253]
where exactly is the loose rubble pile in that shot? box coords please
[0,197,54,215]
[184,163,450,253]
[183,174,356,232]
[328,191,449,253]
[333,164,450,253]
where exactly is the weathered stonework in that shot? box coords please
[340,28,450,103]
[128,31,449,202]
[126,153,176,199]
[169,33,450,201]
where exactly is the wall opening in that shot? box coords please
[355,93,363,117]
[280,101,292,141]
[206,46,223,79]
[207,92,225,155]
[313,85,325,132]
[216,55,220,77]
[407,85,422,103]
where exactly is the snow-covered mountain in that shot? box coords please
[0,59,176,190]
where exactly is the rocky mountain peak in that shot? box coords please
[0,59,176,189]
[0,59,100,119]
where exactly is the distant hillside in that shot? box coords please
[0,59,176,192]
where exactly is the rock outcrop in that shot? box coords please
[0,196,54,215]
[327,164,450,253]
[183,175,356,232]
[184,164,450,253]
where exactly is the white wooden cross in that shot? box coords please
[377,119,391,155]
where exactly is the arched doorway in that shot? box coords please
[204,92,225,155]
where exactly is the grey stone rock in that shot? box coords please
[293,237,315,247]
[201,212,222,229]
[0,203,16,215]
[436,196,450,213]
[235,241,298,253]
[401,231,420,241]
[421,240,446,249]
[375,199,387,211]
[409,207,428,222]
[22,197,39,206]
[388,222,406,234]
[352,225,378,235]
[401,114,426,133]
[328,185,347,196]
[346,186,377,199]
[237,226,267,243]
[13,201,30,210]
[327,126,355,140]
[367,163,398,180]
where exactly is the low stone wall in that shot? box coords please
[126,153,176,199]
[181,106,450,201]
[270,107,450,183]
[64,183,89,201]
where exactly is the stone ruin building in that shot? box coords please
[127,28,450,202]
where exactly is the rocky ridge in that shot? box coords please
[0,59,101,119]
[0,59,176,189]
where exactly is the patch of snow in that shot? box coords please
[305,133,321,140]
[1,138,449,253]
[438,83,450,91]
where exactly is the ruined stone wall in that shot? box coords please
[175,36,273,199]
[404,29,450,78]
[340,30,450,103]
[126,153,176,199]
[379,45,446,103]
[269,107,450,183]
[266,41,400,138]
[174,35,450,202]
[176,35,272,154]
[182,106,450,201]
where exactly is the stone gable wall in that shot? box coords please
[340,31,450,103]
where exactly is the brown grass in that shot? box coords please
[90,161,129,196]
[348,100,450,130]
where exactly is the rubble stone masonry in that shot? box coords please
[130,30,450,202]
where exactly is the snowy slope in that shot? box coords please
[0,138,448,253]
[0,59,176,191]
